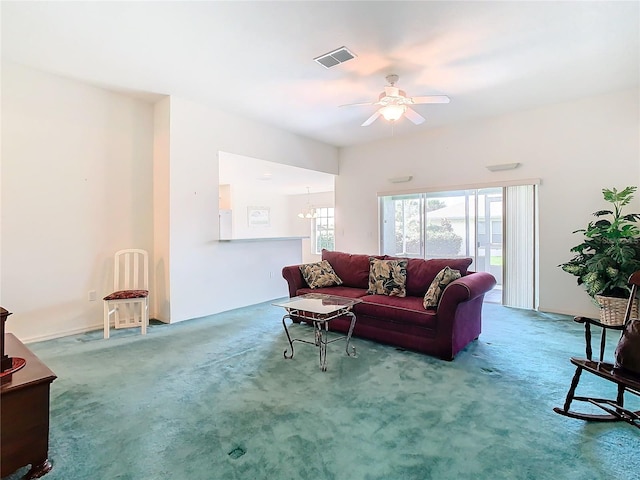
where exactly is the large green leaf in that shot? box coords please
[593,210,613,217]
[603,186,636,205]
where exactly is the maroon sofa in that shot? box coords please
[281,250,497,360]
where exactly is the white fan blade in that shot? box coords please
[410,95,450,104]
[361,110,381,126]
[404,107,426,125]
[339,101,376,107]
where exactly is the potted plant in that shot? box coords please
[560,186,640,325]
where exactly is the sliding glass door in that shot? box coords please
[380,189,501,260]
[379,184,536,307]
[475,188,503,288]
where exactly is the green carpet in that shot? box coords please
[6,302,639,480]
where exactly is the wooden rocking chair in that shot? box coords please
[553,272,640,429]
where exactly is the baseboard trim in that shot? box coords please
[536,306,597,319]
[21,324,104,344]
[21,318,163,344]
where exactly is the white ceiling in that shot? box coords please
[2,1,638,148]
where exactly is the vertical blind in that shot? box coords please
[503,184,537,309]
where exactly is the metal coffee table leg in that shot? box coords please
[315,321,329,371]
[282,314,295,359]
[345,311,357,357]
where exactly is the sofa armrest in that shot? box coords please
[437,271,497,314]
[282,265,308,298]
[433,271,497,359]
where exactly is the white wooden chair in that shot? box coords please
[103,249,149,339]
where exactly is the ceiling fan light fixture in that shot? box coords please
[380,104,406,122]
[341,74,450,127]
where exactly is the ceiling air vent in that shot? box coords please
[314,46,356,69]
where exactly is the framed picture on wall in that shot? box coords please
[247,206,270,227]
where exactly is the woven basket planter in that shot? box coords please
[595,294,639,326]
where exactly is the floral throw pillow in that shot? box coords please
[299,260,343,289]
[367,258,408,297]
[423,266,461,309]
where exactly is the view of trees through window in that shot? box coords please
[392,198,463,256]
[380,188,503,278]
[393,196,421,255]
[425,200,463,256]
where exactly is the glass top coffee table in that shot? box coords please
[273,293,361,371]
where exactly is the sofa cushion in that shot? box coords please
[423,266,462,309]
[299,260,343,289]
[356,295,438,329]
[295,286,368,299]
[322,249,383,289]
[367,258,408,297]
[385,256,473,296]
[103,289,149,300]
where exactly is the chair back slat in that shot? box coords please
[124,253,132,289]
[113,249,148,292]
[133,254,139,290]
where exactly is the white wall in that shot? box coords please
[163,96,338,322]
[337,88,640,318]
[152,97,171,322]
[229,186,291,239]
[1,62,154,341]
[0,63,337,339]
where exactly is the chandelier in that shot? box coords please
[297,187,317,219]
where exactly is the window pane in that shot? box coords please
[477,188,502,291]
[380,194,422,256]
[424,192,469,259]
[314,207,335,254]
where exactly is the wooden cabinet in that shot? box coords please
[1,333,57,479]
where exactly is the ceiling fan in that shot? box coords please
[341,74,450,126]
